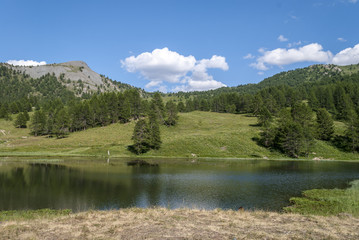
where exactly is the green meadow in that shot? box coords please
[0,111,358,160]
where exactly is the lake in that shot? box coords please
[0,158,359,212]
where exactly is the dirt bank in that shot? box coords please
[1,208,358,240]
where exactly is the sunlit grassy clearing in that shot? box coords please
[1,111,359,160]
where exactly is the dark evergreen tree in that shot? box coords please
[177,101,186,112]
[0,105,9,119]
[333,85,353,120]
[53,108,70,138]
[276,119,305,158]
[148,103,162,150]
[14,112,27,128]
[291,102,315,155]
[165,100,178,126]
[30,110,47,136]
[257,106,272,127]
[316,108,334,141]
[130,119,151,154]
[151,92,166,124]
[23,111,30,121]
[344,110,359,152]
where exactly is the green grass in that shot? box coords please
[1,111,359,160]
[284,180,359,216]
[0,209,72,221]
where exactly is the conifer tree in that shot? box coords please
[148,103,161,150]
[316,108,334,141]
[151,92,166,124]
[53,108,70,138]
[177,101,186,112]
[30,110,47,136]
[130,119,151,154]
[165,100,178,126]
[0,105,9,119]
[291,102,315,156]
[257,106,272,127]
[344,110,359,152]
[14,112,27,128]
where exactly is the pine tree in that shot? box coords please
[276,120,305,158]
[30,110,47,136]
[14,112,27,128]
[0,105,9,119]
[257,106,272,127]
[148,104,161,150]
[344,110,359,152]
[177,101,186,112]
[53,108,70,138]
[165,100,178,126]
[130,119,151,154]
[23,111,30,121]
[152,92,166,124]
[291,102,315,156]
[316,108,334,141]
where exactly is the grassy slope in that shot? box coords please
[0,111,358,160]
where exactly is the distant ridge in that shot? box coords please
[3,61,136,96]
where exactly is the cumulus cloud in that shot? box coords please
[7,60,46,66]
[251,43,333,70]
[251,43,359,70]
[122,48,228,92]
[121,48,195,83]
[278,35,288,42]
[332,44,359,65]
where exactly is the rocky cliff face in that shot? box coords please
[7,61,119,95]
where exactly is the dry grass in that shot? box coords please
[1,208,358,240]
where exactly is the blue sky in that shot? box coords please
[1,0,359,92]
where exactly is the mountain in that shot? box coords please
[1,61,137,97]
[254,63,359,89]
[172,63,359,98]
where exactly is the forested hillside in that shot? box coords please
[2,62,359,158]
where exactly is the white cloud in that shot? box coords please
[243,53,255,59]
[122,48,228,92]
[348,0,357,3]
[251,43,333,70]
[145,81,162,89]
[338,37,347,42]
[278,35,288,42]
[7,60,46,66]
[332,44,359,65]
[251,43,359,70]
[250,61,269,71]
[121,48,195,83]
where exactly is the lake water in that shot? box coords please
[0,158,359,212]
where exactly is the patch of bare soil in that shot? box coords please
[1,208,358,240]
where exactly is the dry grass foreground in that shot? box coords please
[1,208,359,240]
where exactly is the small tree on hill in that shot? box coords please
[316,108,334,141]
[53,108,70,138]
[165,100,178,126]
[130,119,151,154]
[344,110,359,152]
[148,104,162,149]
[14,112,27,128]
[30,110,47,136]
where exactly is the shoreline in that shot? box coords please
[1,208,358,239]
[1,153,359,163]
